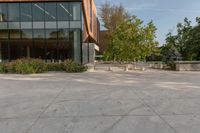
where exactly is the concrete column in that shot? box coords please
[88,43,95,63]
[73,30,81,64]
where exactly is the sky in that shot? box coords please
[94,0,200,45]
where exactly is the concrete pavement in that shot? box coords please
[0,70,200,133]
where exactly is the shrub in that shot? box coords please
[62,60,87,73]
[0,63,5,73]
[47,63,64,71]
[0,58,87,74]
[11,58,47,74]
[167,61,176,70]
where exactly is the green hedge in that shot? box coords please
[62,60,87,73]
[6,58,47,74]
[0,58,87,74]
[47,63,64,71]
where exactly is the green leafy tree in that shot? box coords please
[100,1,130,36]
[162,32,181,62]
[164,17,200,61]
[176,18,192,59]
[104,16,159,61]
[186,18,200,60]
[100,2,130,58]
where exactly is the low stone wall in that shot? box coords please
[149,63,169,69]
[175,61,200,71]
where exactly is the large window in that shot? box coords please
[20,3,32,21]
[0,30,8,39]
[8,3,20,22]
[58,29,69,40]
[0,2,82,63]
[46,29,58,40]
[10,30,21,39]
[1,41,9,61]
[57,3,70,21]
[10,40,27,60]
[45,3,57,21]
[70,3,81,21]
[21,30,32,39]
[33,29,45,40]
[32,3,44,21]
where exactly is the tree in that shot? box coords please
[162,33,181,62]
[100,2,130,55]
[186,18,200,60]
[104,16,159,61]
[176,18,192,59]
[100,1,129,36]
[164,17,200,61]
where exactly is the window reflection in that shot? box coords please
[10,30,21,39]
[0,2,82,63]
[21,3,32,21]
[0,22,7,29]
[0,30,8,39]
[8,22,20,29]
[45,3,57,21]
[46,40,58,62]
[33,3,44,21]
[8,3,20,21]
[70,3,81,21]
[21,22,32,29]
[58,21,69,29]
[0,3,8,22]
[58,29,69,40]
[33,22,44,29]
[46,29,58,40]
[33,30,45,40]
[45,22,57,29]
[1,41,9,61]
[33,40,45,59]
[57,3,70,21]
[10,40,27,60]
[21,30,32,39]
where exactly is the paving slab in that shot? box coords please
[28,116,177,133]
[161,115,200,133]
[106,116,177,133]
[0,118,36,133]
[42,99,155,117]
[144,98,200,115]
[56,86,139,101]
[27,117,121,133]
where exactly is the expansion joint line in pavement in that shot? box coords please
[24,87,66,133]
[100,104,147,133]
[134,92,179,133]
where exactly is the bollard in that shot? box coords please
[124,66,129,71]
[108,67,112,71]
[141,67,145,71]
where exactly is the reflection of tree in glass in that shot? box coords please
[0,13,6,22]
[49,31,58,39]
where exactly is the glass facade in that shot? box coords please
[0,2,82,63]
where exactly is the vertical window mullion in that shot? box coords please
[19,3,21,39]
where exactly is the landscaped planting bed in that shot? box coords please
[0,58,87,74]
